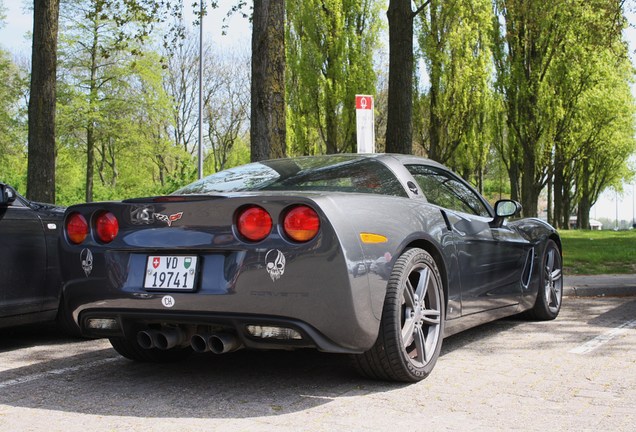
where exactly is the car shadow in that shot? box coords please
[3,303,606,420]
[0,318,517,420]
[0,322,84,353]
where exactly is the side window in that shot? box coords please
[406,165,491,217]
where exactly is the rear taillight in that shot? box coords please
[236,206,272,242]
[66,212,89,244]
[95,211,119,243]
[283,205,320,242]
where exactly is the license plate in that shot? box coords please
[144,255,198,291]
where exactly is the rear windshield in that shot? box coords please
[174,156,407,197]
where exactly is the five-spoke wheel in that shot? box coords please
[353,248,444,382]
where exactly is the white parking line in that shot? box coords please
[569,319,636,354]
[0,357,119,389]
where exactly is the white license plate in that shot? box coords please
[144,255,198,290]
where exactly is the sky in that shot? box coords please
[0,2,634,224]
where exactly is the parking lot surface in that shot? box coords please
[1,296,634,432]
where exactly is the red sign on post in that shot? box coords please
[356,95,373,110]
[355,95,375,153]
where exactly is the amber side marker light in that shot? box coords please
[360,233,388,244]
[66,212,89,244]
[283,205,320,242]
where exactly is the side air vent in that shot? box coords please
[521,247,535,289]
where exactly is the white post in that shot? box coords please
[355,95,375,153]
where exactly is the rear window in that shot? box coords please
[174,156,407,197]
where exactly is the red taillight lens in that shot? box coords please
[66,212,89,244]
[236,206,272,242]
[95,211,119,243]
[283,206,320,242]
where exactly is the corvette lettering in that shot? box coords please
[155,212,183,227]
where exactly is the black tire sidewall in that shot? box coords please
[381,247,445,381]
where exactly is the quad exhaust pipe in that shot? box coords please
[190,332,242,354]
[136,329,242,354]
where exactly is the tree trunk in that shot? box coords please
[521,148,539,217]
[547,168,552,226]
[251,0,286,161]
[553,153,564,229]
[385,0,414,154]
[325,94,338,154]
[27,0,59,203]
[428,64,441,161]
[427,0,441,162]
[85,20,99,203]
[578,158,591,230]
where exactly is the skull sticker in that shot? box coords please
[80,248,93,277]
[130,205,154,225]
[265,249,286,282]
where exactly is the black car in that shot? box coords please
[0,183,67,329]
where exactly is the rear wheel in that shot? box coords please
[352,248,445,382]
[109,337,192,363]
[527,239,563,321]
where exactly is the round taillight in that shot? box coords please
[236,206,272,242]
[95,211,119,243]
[283,206,320,242]
[66,212,89,245]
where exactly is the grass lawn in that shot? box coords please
[559,229,636,275]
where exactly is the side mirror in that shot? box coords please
[0,184,17,207]
[491,199,522,228]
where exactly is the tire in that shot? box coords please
[109,336,192,363]
[527,239,563,321]
[352,248,445,382]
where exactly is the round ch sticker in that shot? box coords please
[161,295,175,308]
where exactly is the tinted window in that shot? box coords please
[175,156,407,197]
[406,164,490,217]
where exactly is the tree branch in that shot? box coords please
[412,0,432,18]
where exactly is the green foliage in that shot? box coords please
[418,0,494,177]
[286,0,383,155]
[7,0,634,221]
[0,48,28,191]
[490,0,635,218]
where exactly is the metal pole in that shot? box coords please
[197,1,204,179]
[615,190,619,230]
[632,182,636,229]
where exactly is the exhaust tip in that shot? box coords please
[190,334,210,353]
[137,330,155,349]
[208,333,241,354]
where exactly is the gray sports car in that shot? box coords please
[59,154,563,382]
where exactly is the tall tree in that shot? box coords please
[492,0,577,216]
[572,53,635,230]
[205,50,250,172]
[251,0,286,161]
[0,49,29,190]
[27,0,59,203]
[162,32,201,156]
[418,0,493,184]
[384,0,429,155]
[287,0,382,155]
[493,0,631,218]
[27,0,184,203]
